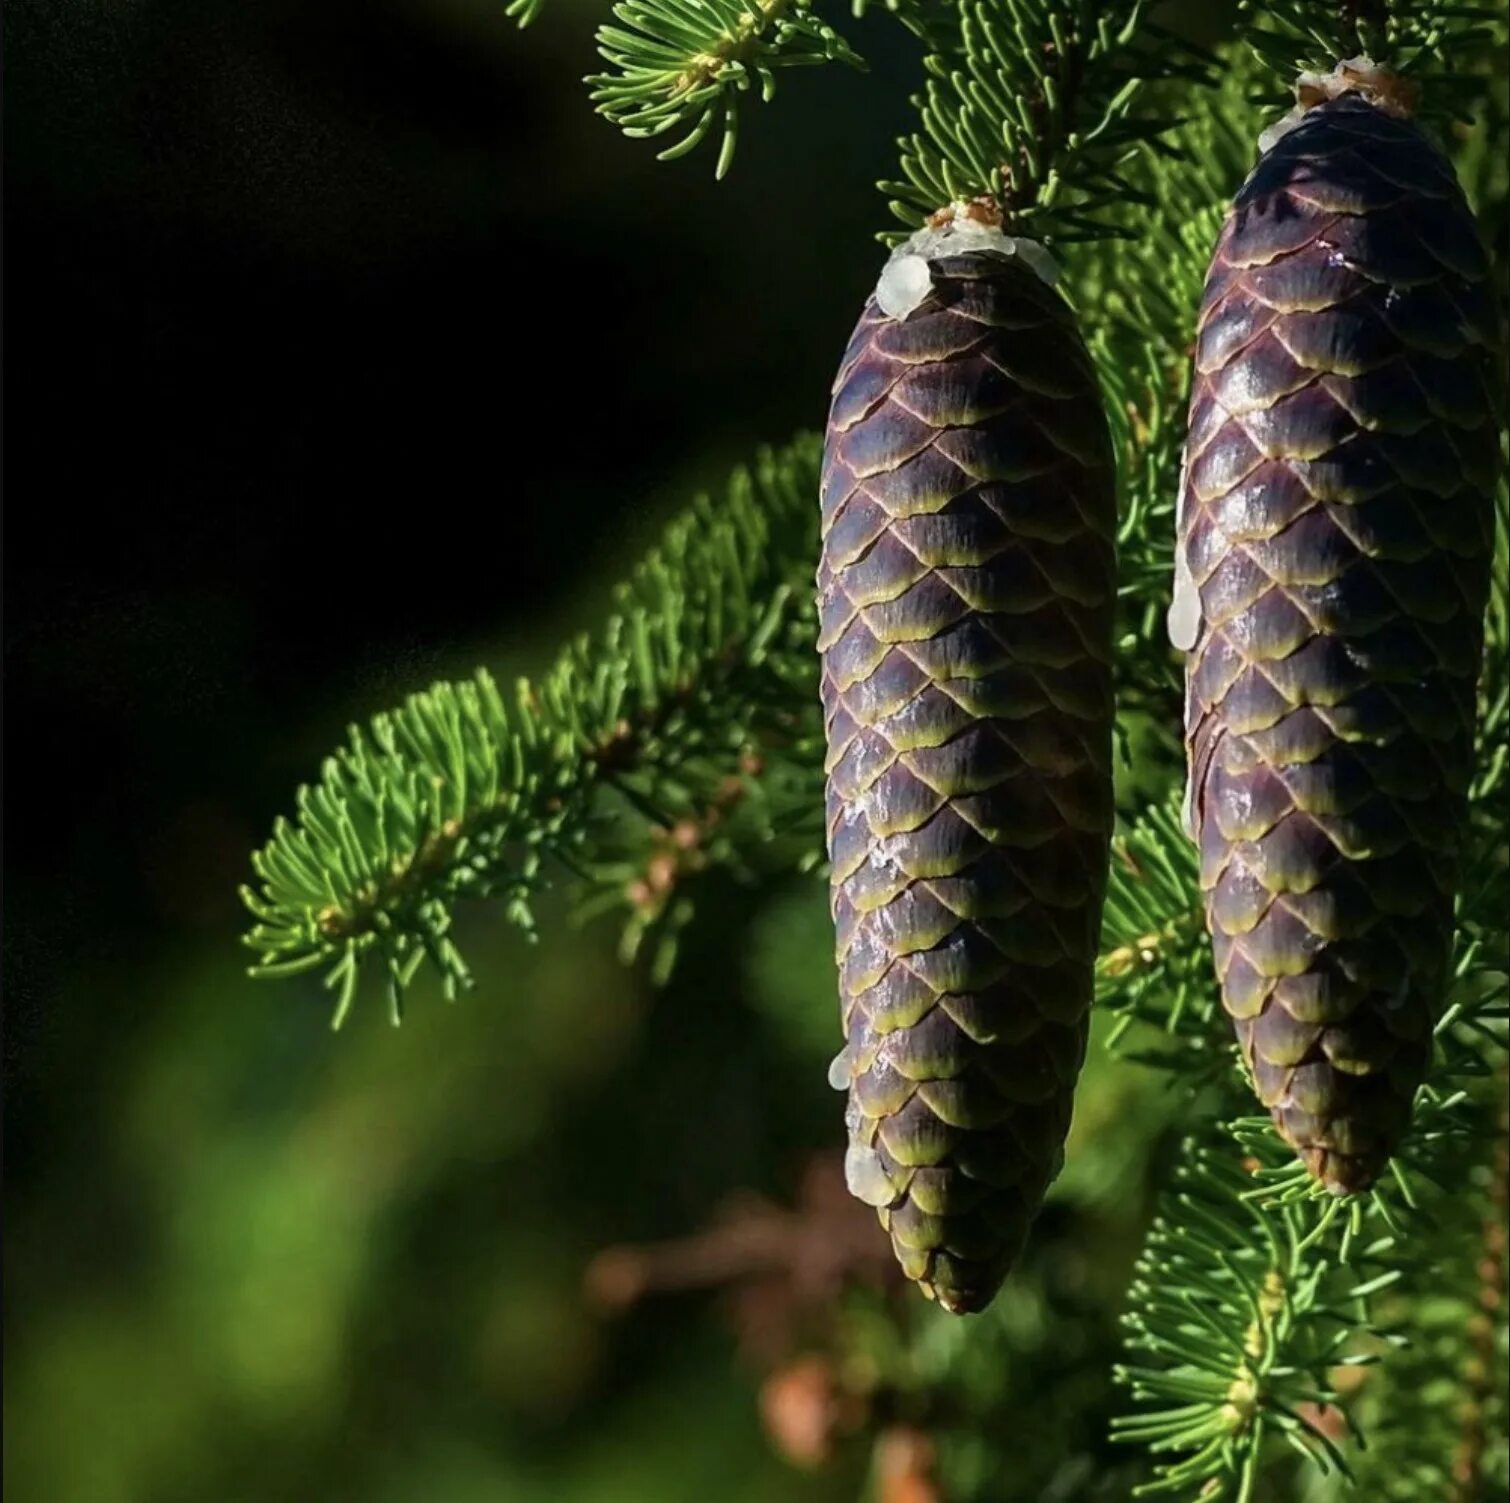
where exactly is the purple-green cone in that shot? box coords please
[820,249,1117,1312]
[1179,94,1501,1193]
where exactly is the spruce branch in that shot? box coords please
[1238,0,1508,103]
[241,438,824,1023]
[1098,793,1225,1077]
[1112,1133,1395,1502]
[1111,854,1509,1498]
[587,0,863,178]
[880,0,1215,240]
[1330,1075,1508,1500]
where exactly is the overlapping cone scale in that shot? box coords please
[820,251,1117,1313]
[1180,95,1500,1194]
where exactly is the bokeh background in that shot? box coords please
[6,4,1202,1500]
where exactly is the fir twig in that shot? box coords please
[587,0,863,178]
[1239,0,1506,85]
[1111,835,1509,1497]
[241,439,824,1023]
[1111,1133,1390,1501]
[881,0,1215,240]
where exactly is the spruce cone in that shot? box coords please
[820,229,1117,1312]
[1178,92,1501,1193]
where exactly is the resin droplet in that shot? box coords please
[826,1042,855,1091]
[871,202,1061,323]
[844,1143,896,1208]
[1258,55,1418,153]
[1167,542,1202,652]
[876,255,933,319]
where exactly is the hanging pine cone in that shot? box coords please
[820,208,1117,1312]
[1176,78,1501,1193]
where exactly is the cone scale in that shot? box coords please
[820,220,1117,1312]
[1177,88,1500,1192]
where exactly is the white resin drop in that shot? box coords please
[1011,237,1061,287]
[876,255,934,319]
[1167,542,1202,652]
[844,1142,897,1207]
[827,1042,855,1091]
[1258,56,1414,153]
[872,204,1062,322]
[1257,105,1307,155]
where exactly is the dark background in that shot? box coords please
[4,0,914,1104]
[5,3,933,1499]
[6,1,920,1182]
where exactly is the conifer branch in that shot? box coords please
[236,53,1280,1026]
[1111,843,1508,1497]
[587,0,863,178]
[1320,1069,1508,1499]
[241,439,824,1023]
[1239,0,1507,88]
[1097,793,1224,1074]
[1112,1134,1393,1501]
[881,0,1214,240]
